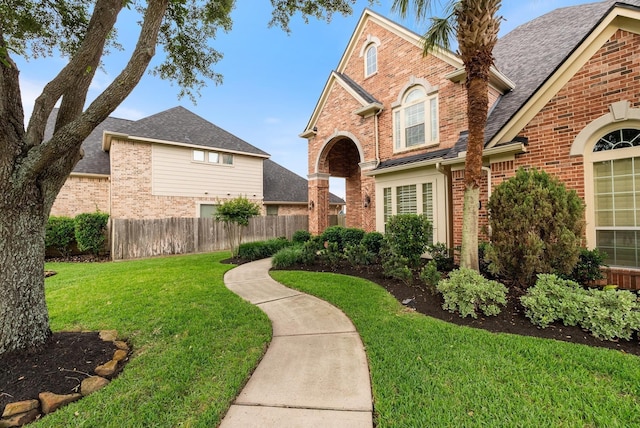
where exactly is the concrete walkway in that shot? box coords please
[220,258,373,428]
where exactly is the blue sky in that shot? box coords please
[17,0,587,199]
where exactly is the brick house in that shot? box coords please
[50,106,343,220]
[302,1,640,288]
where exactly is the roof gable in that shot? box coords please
[263,159,345,204]
[106,106,269,157]
[486,0,640,147]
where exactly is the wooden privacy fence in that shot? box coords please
[111,215,309,261]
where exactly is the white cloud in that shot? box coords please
[264,117,282,125]
[111,105,147,120]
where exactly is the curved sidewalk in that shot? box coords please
[220,258,373,428]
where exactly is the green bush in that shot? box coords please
[319,241,344,267]
[428,242,455,272]
[581,288,640,341]
[45,216,76,256]
[520,274,584,328]
[380,243,412,282]
[486,168,585,288]
[521,274,640,341]
[420,260,441,294]
[74,211,109,255]
[320,225,344,249]
[214,196,261,256]
[344,243,375,267]
[563,248,607,285]
[299,240,321,265]
[237,238,290,261]
[292,230,312,244]
[385,214,432,269]
[361,231,384,256]
[436,268,508,319]
[272,246,305,269]
[341,227,365,249]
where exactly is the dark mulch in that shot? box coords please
[264,260,640,357]
[0,332,126,414]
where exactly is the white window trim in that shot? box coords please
[359,35,381,79]
[191,149,234,166]
[392,86,439,153]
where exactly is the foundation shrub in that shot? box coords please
[74,211,109,255]
[361,231,384,256]
[385,214,432,269]
[436,267,508,319]
[344,243,375,267]
[486,168,585,288]
[45,216,76,257]
[380,242,412,283]
[319,241,344,266]
[292,230,311,244]
[420,260,441,294]
[428,242,455,272]
[563,248,607,286]
[521,274,640,341]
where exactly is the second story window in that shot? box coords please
[193,149,233,165]
[393,86,438,151]
[365,44,377,77]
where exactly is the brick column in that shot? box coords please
[308,173,330,235]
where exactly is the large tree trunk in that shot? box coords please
[0,190,51,354]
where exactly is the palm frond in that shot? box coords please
[422,12,456,54]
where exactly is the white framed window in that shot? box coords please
[193,150,205,162]
[396,185,417,214]
[592,128,640,268]
[393,86,438,151]
[193,149,233,165]
[365,44,377,77]
[383,187,392,223]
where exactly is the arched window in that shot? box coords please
[592,128,640,267]
[365,44,377,77]
[393,86,438,151]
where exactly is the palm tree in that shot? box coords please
[392,0,502,270]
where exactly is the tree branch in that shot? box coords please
[15,0,169,195]
[24,0,122,149]
[0,37,25,186]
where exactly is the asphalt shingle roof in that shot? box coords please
[486,0,640,143]
[263,159,345,204]
[45,109,132,175]
[335,72,381,105]
[115,106,269,156]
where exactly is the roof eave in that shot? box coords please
[440,142,527,166]
[445,66,516,93]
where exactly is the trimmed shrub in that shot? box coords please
[563,248,607,286]
[385,214,432,269]
[420,260,441,294]
[214,196,261,257]
[436,268,508,319]
[341,228,365,249]
[521,274,640,341]
[428,242,455,272]
[362,231,384,256]
[319,241,344,267]
[520,274,584,328]
[45,216,76,256]
[237,237,290,261]
[486,168,585,288]
[292,230,312,244]
[320,225,344,249]
[581,288,640,341]
[344,243,375,267]
[74,212,109,255]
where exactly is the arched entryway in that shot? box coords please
[308,133,375,234]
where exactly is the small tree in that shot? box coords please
[486,168,585,288]
[215,196,261,257]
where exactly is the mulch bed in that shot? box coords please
[266,260,640,357]
[0,332,125,413]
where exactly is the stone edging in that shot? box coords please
[0,330,129,428]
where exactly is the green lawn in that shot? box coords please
[39,253,270,427]
[271,270,640,427]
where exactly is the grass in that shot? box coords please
[39,253,270,428]
[271,270,640,427]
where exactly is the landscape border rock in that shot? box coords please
[0,330,129,427]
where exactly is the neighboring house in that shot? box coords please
[50,106,343,220]
[302,1,640,287]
